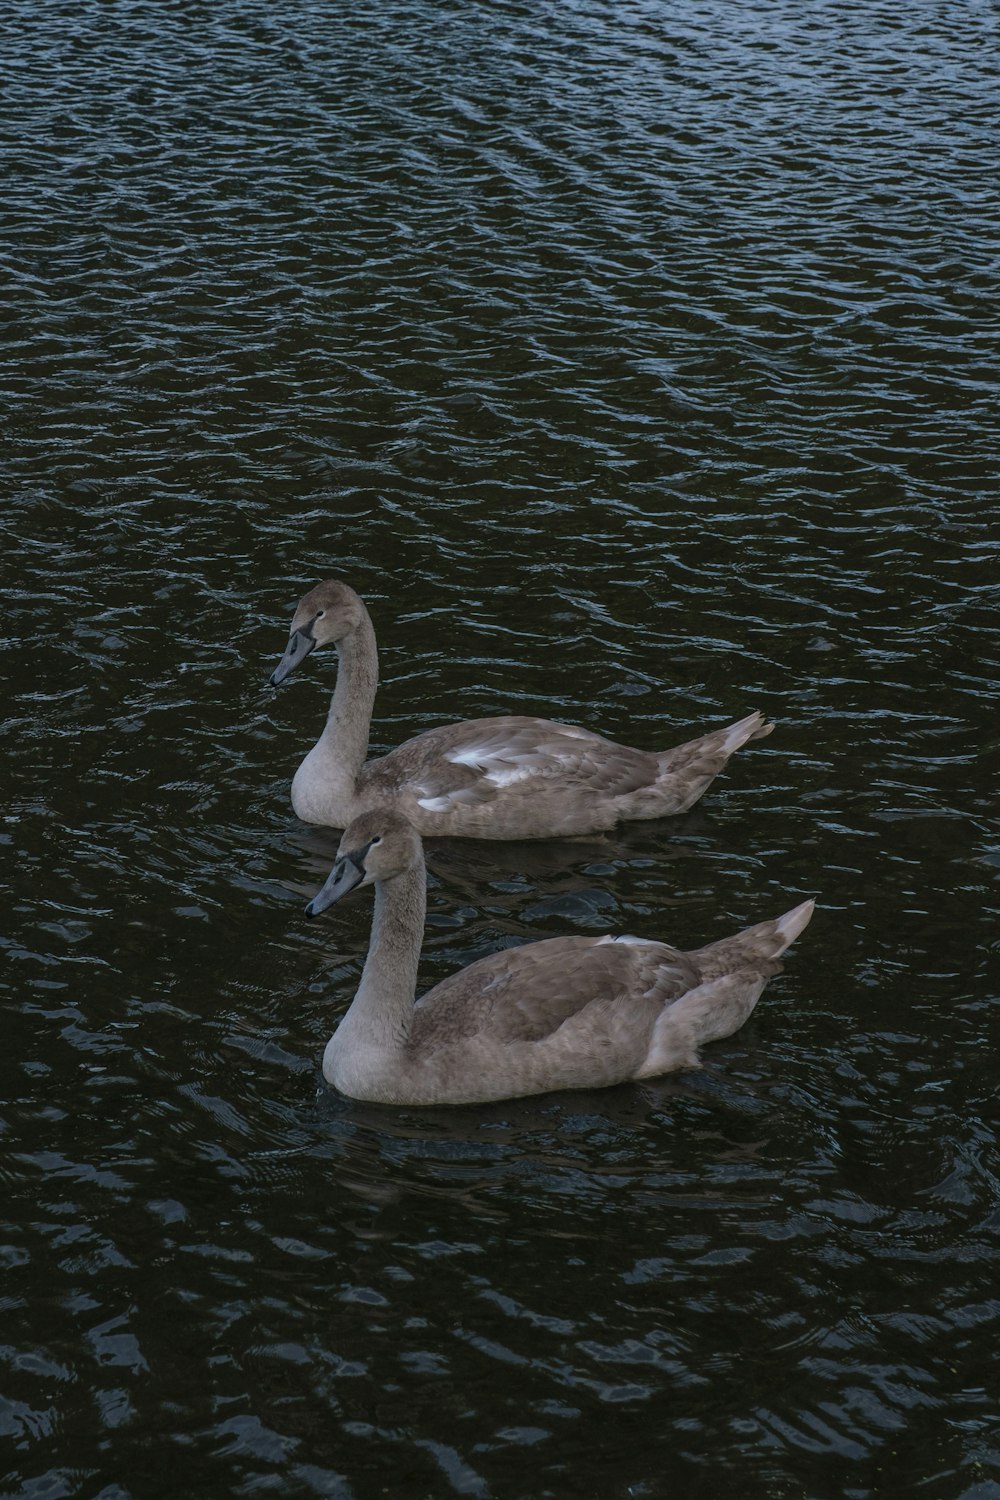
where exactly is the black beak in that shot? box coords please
[305,853,366,917]
[269,622,317,687]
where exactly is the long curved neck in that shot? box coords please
[321,607,379,783]
[335,857,427,1059]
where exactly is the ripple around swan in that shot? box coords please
[2,0,999,1494]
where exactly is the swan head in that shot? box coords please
[270,580,367,686]
[305,809,422,917]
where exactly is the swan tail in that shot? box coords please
[635,967,773,1077]
[634,899,814,1079]
[637,710,774,816]
[687,898,816,982]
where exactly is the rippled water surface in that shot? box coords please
[3,0,999,1495]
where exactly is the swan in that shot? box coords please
[304,808,815,1106]
[270,580,773,838]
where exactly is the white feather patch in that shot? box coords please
[446,743,499,769]
[416,730,591,811]
[445,743,545,790]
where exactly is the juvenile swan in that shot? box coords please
[270,580,773,838]
[305,809,815,1106]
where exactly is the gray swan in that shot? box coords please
[305,808,815,1106]
[270,580,773,838]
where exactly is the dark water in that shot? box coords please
[3,0,999,1495]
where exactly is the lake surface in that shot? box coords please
[2,0,998,1495]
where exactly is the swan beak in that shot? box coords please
[305,855,365,917]
[269,625,317,686]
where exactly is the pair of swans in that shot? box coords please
[269,581,813,1106]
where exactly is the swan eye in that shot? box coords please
[316,610,326,619]
[370,835,382,845]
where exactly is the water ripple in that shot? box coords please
[3,0,999,1494]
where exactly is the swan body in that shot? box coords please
[270,581,774,838]
[305,809,815,1106]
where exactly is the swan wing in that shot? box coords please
[372,717,659,813]
[406,934,699,1057]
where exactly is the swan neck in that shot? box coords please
[344,858,426,1052]
[323,607,379,780]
